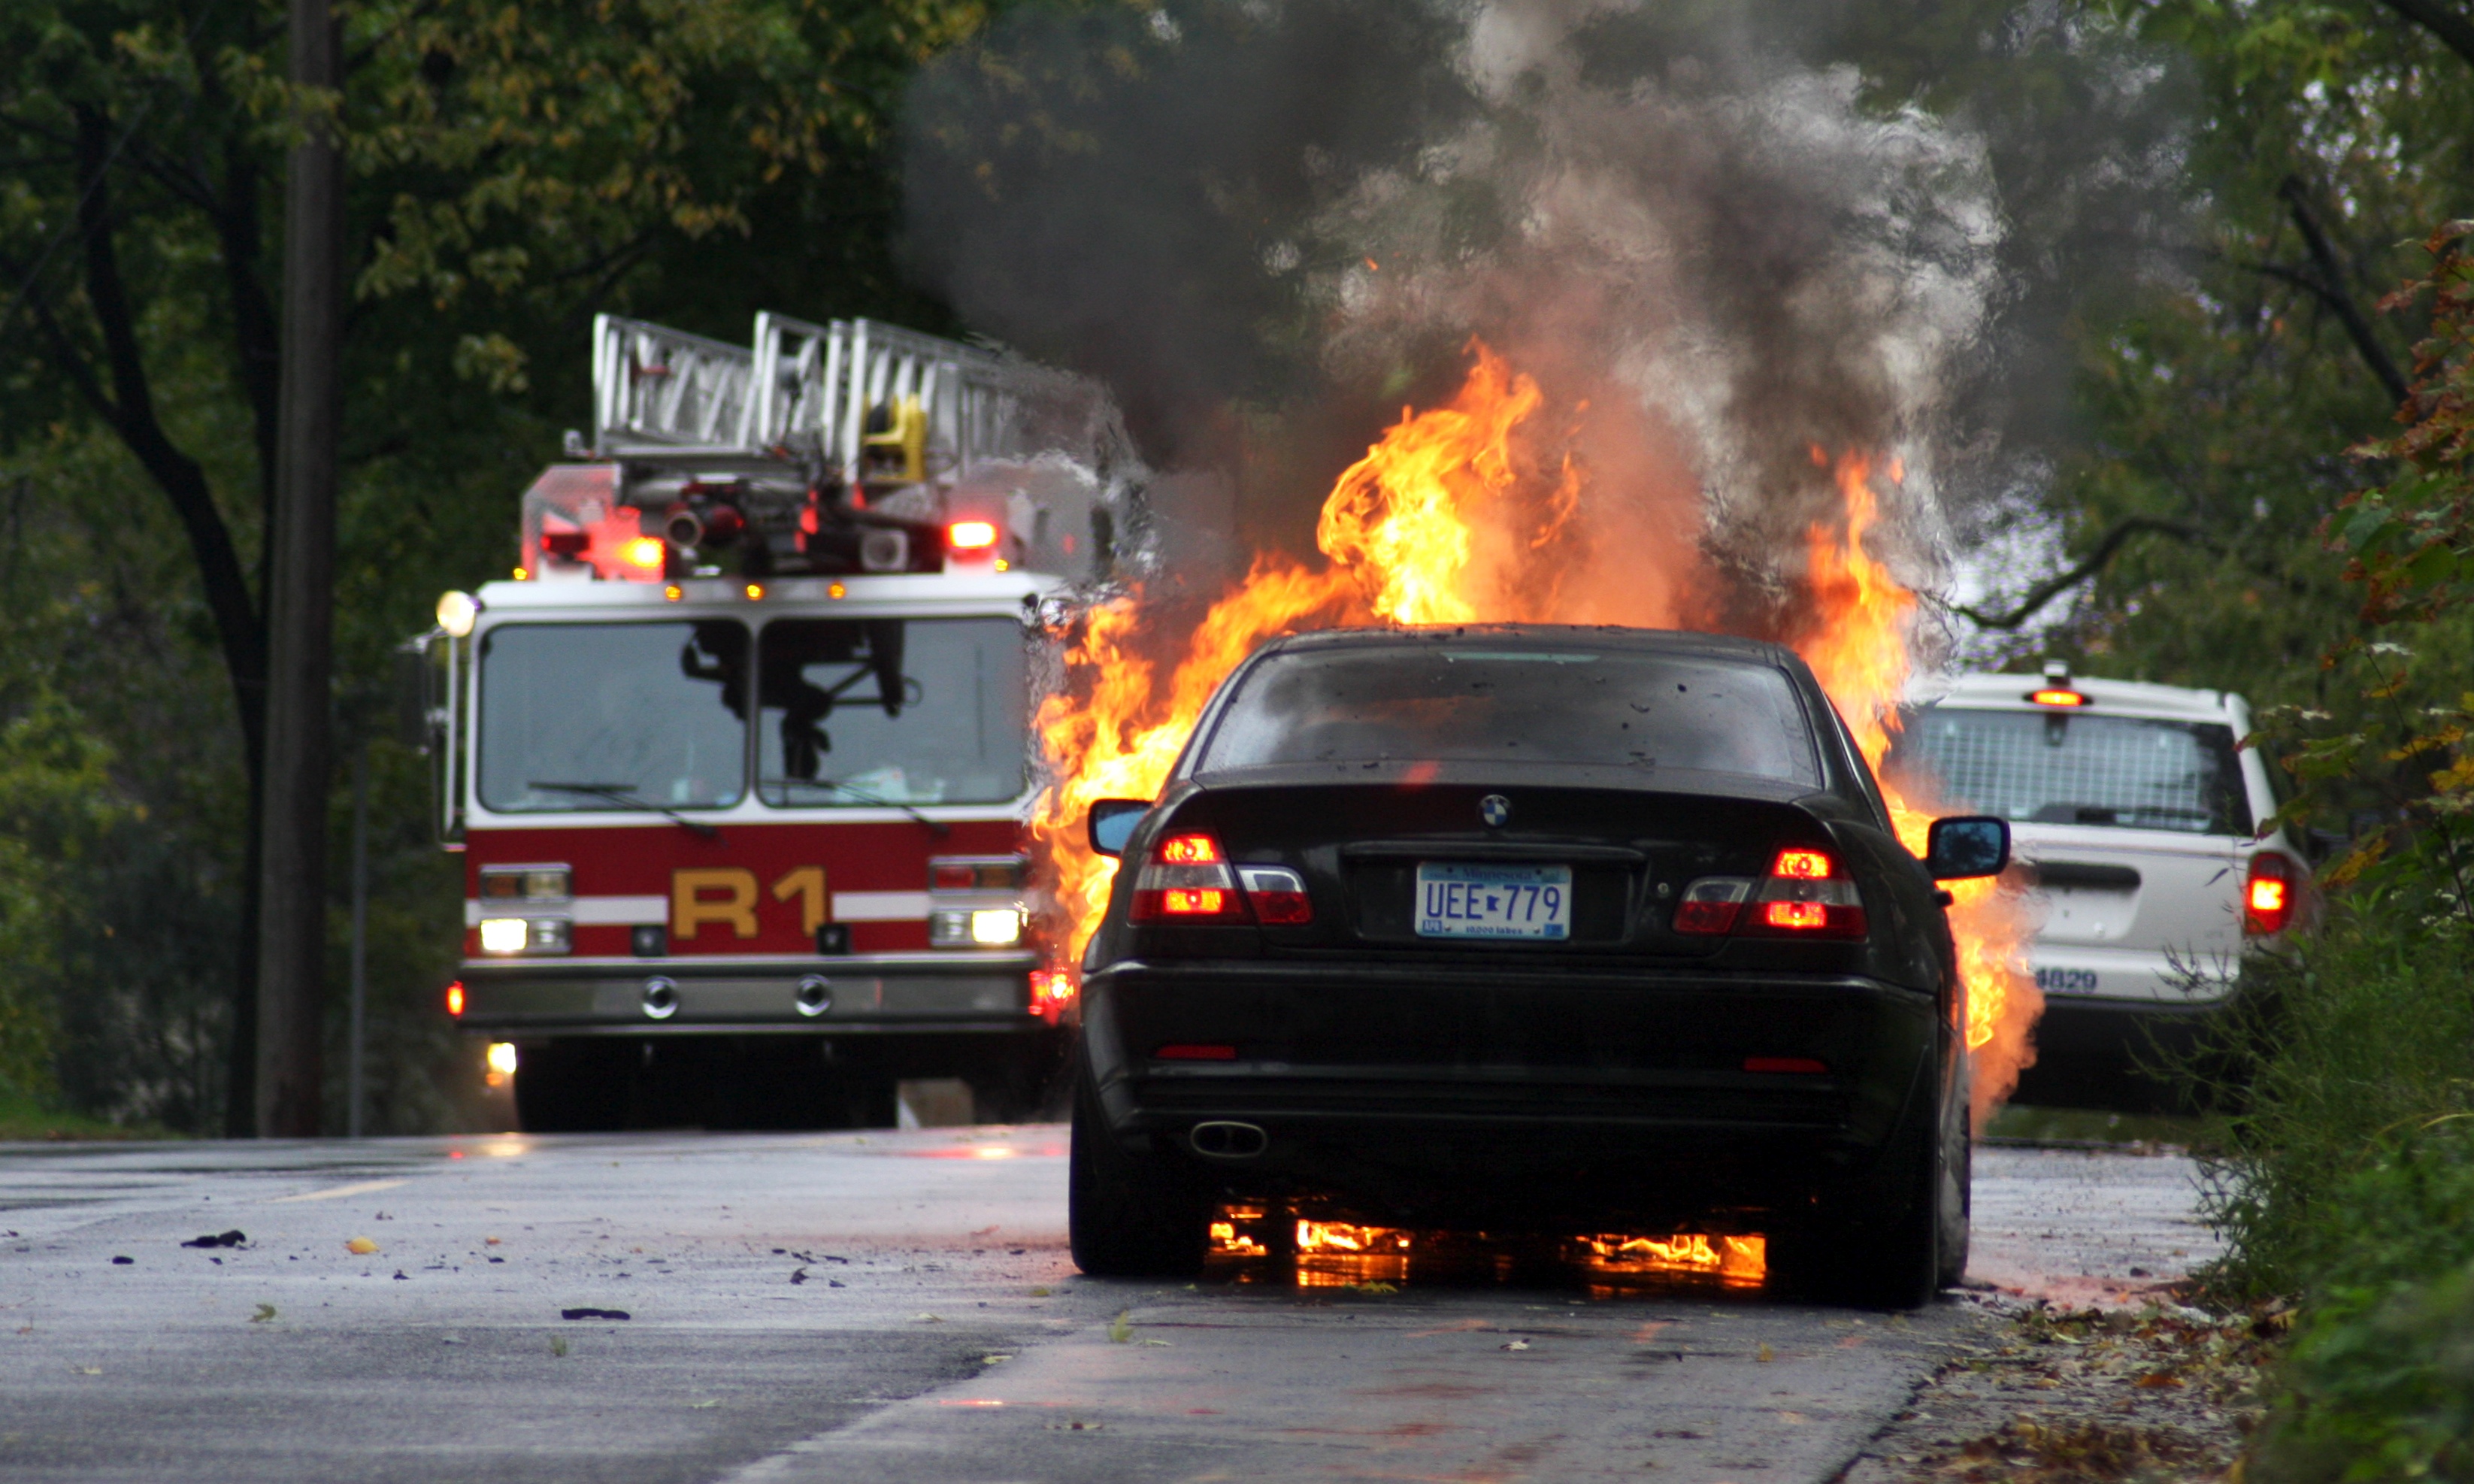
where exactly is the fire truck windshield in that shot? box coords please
[477,620,749,812]
[757,616,1028,807]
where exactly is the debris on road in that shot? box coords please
[560,1307,630,1321]
[344,1237,378,1255]
[110,1255,132,1265]
[1845,1298,2273,1483]
[181,1230,247,1248]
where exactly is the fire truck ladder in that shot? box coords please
[591,312,1036,489]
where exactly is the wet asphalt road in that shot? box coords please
[0,1128,2215,1482]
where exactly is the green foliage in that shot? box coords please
[0,689,125,1099]
[2249,226,2474,919]
[0,0,998,1131]
[2020,0,2469,712]
[2248,1130,2474,1482]
[2194,902,2474,1302]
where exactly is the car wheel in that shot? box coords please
[1771,1063,1943,1310]
[1937,1055,1973,1292]
[1068,1064,1208,1277]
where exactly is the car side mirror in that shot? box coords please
[1086,799,1150,858]
[1925,816,2009,880]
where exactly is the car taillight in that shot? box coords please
[445,980,465,1016]
[1674,877,1752,934]
[2245,852,2297,936]
[1236,865,1313,925]
[1676,847,1867,940]
[1131,832,1249,922]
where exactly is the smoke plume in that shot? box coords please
[904,0,2185,624]
[903,0,2191,1118]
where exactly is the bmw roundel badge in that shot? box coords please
[1479,794,1512,828]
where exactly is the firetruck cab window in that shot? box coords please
[477,621,749,812]
[758,618,1028,807]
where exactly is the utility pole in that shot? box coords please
[256,0,343,1137]
[347,741,369,1139]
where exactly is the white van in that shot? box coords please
[1888,662,2310,1105]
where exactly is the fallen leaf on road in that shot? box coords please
[690,1400,720,1409]
[250,1304,277,1323]
[916,1313,944,1324]
[70,1366,100,1375]
[485,1236,501,1245]
[344,1237,379,1255]
[2136,1372,2185,1389]
[1500,1339,1531,1352]
[1758,1343,1776,1362]
[550,1337,569,1357]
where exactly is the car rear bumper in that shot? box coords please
[1082,958,1945,1227]
[2010,989,2237,1112]
[2030,944,2239,1005]
[455,952,1047,1036]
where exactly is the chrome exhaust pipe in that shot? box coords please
[1189,1121,1267,1159]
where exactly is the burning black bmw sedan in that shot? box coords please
[1068,625,2008,1307]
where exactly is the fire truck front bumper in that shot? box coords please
[453,952,1050,1035]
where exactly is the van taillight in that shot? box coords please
[2245,853,2297,936]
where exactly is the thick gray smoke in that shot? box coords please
[901,0,2188,633]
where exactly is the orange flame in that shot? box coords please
[1791,453,2040,1123]
[1573,1232,1767,1287]
[1032,344,2039,1125]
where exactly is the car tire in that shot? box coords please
[1772,1061,1943,1310]
[1937,1053,1973,1292]
[1068,1064,1209,1277]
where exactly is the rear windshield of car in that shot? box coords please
[1888,707,2252,835]
[1195,645,1821,786]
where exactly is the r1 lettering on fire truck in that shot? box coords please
[673,868,760,939]
[671,867,832,940]
[771,866,828,935]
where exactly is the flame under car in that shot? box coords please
[1067,625,2009,1308]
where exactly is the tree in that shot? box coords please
[0,0,989,1132]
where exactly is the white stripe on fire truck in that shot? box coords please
[462,892,932,925]
[830,891,933,921]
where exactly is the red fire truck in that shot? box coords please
[420,313,1117,1131]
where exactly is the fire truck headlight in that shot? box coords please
[478,918,529,954]
[930,907,1025,948]
[436,590,480,638]
[970,909,1025,946]
[477,917,569,955]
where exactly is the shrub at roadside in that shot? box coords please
[2193,908,2474,1302]
[2203,221,2474,1480]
